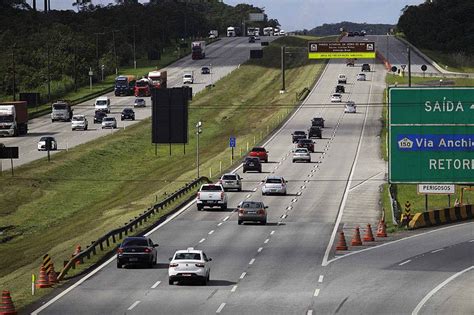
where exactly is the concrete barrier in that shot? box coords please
[409,204,473,229]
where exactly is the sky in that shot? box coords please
[27,0,426,31]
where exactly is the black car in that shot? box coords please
[297,139,315,152]
[243,157,262,173]
[117,236,158,268]
[347,32,354,37]
[248,36,255,43]
[354,31,360,36]
[362,63,371,72]
[308,126,322,139]
[93,111,107,124]
[201,66,210,74]
[121,108,135,121]
[335,85,345,93]
[311,117,325,128]
[292,130,307,143]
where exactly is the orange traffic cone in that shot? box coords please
[376,219,387,237]
[363,224,375,242]
[335,232,348,250]
[351,226,363,246]
[48,264,58,284]
[72,245,82,265]
[36,266,51,288]
[0,290,17,315]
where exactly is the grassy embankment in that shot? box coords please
[379,75,474,230]
[0,36,329,310]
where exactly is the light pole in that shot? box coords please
[407,46,412,87]
[88,67,93,90]
[132,25,137,69]
[196,121,202,178]
[112,30,119,75]
[101,64,105,81]
[12,44,16,101]
[210,63,213,86]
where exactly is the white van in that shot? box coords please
[183,72,194,84]
[94,96,110,113]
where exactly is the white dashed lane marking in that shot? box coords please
[249,258,255,265]
[270,230,275,235]
[264,239,270,244]
[231,285,238,292]
[128,301,141,311]
[199,238,206,243]
[258,247,263,253]
[216,303,226,313]
[208,230,214,235]
[223,216,230,221]
[151,281,161,289]
[240,272,246,279]
[313,289,320,297]
[318,275,324,283]
[217,222,223,227]
[431,248,444,253]
[399,260,411,266]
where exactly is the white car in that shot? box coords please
[345,101,357,113]
[37,136,57,151]
[168,248,212,285]
[183,73,194,84]
[71,115,88,131]
[331,93,342,102]
[94,96,111,113]
[219,173,242,191]
[337,74,347,84]
[357,73,366,81]
[292,148,311,163]
[262,176,287,195]
[101,117,117,129]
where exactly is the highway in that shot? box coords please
[0,37,269,170]
[27,35,472,314]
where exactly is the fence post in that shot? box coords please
[209,167,212,179]
[247,142,249,152]
[219,161,222,173]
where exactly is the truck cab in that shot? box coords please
[51,101,73,122]
[94,96,111,113]
[0,101,28,137]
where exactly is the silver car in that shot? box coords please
[262,176,287,195]
[357,73,366,81]
[101,117,117,129]
[345,101,357,113]
[219,173,242,191]
[134,98,146,108]
[237,201,268,225]
[71,115,88,131]
[292,148,311,163]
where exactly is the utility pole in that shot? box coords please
[133,25,137,69]
[407,46,412,87]
[73,42,77,91]
[281,46,286,92]
[47,44,51,101]
[112,30,118,75]
[12,44,16,101]
[196,121,202,178]
[386,32,389,65]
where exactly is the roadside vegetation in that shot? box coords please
[0,36,328,310]
[380,75,474,229]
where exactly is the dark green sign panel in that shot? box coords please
[389,87,474,183]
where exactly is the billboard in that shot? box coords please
[308,42,375,59]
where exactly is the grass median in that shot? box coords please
[380,75,474,229]
[0,36,328,310]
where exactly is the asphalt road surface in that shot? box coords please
[1,37,271,171]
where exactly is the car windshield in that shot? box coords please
[103,117,114,122]
[294,131,305,135]
[251,147,265,152]
[222,175,237,180]
[135,99,144,103]
[333,94,341,97]
[241,202,263,208]
[136,81,148,87]
[299,140,312,144]
[122,238,148,247]
[295,149,308,153]
[245,157,258,162]
[72,116,83,121]
[123,109,133,113]
[96,100,107,105]
[39,137,51,141]
[52,104,67,110]
[201,185,222,191]
[266,178,283,184]
[175,253,201,260]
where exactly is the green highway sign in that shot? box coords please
[389,87,474,183]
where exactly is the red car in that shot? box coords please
[249,146,269,163]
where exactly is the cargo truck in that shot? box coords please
[51,100,73,122]
[191,41,206,60]
[114,75,136,96]
[148,71,167,89]
[0,101,28,136]
[134,78,153,97]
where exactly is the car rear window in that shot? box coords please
[241,202,263,208]
[295,149,307,153]
[299,140,312,143]
[251,147,265,152]
[201,185,222,191]
[122,238,148,247]
[294,131,305,135]
[266,178,283,184]
[175,253,201,260]
[222,175,237,180]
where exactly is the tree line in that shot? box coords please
[0,0,280,102]
[397,0,473,54]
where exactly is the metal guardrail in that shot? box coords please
[58,176,211,280]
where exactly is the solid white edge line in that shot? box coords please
[31,196,199,315]
[216,302,226,313]
[127,300,141,311]
[151,280,161,289]
[412,266,474,315]
[321,77,372,267]
[32,52,332,315]
[231,285,238,292]
[431,248,444,253]
[325,222,473,266]
[399,259,411,266]
[318,275,324,283]
[313,288,320,297]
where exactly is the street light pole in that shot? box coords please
[12,44,16,101]
[196,121,202,178]
[407,46,412,87]
[47,43,51,101]
[281,46,286,92]
[112,30,118,75]
[133,25,137,69]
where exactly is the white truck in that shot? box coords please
[196,184,228,210]
[0,101,28,137]
[263,27,273,36]
[191,41,206,60]
[209,30,218,39]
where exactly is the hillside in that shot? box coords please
[298,22,395,36]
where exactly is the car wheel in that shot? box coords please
[238,187,242,192]
[265,159,268,163]
[117,261,122,268]
[221,203,227,210]
[197,205,202,211]
[168,278,174,285]
[259,169,262,173]
[243,170,246,173]
[261,219,267,225]
[238,220,242,225]
[202,277,208,286]
[292,160,295,163]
